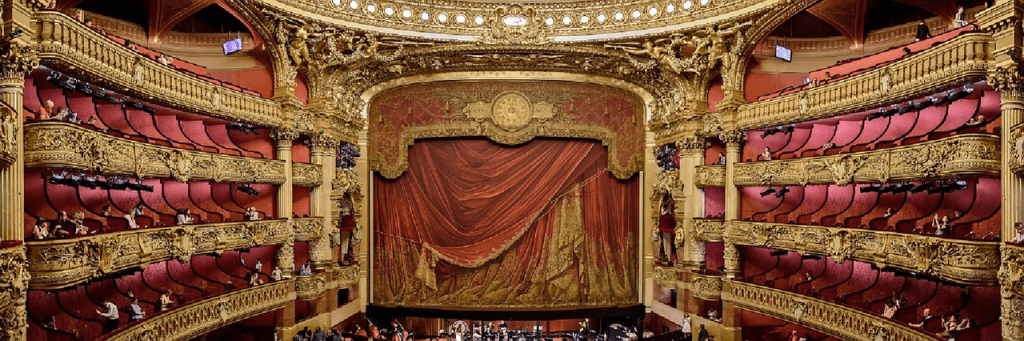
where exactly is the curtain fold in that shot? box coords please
[373,138,637,307]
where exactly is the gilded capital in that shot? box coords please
[989,61,1024,102]
[307,134,340,153]
[0,43,38,83]
[676,136,709,154]
[271,128,301,144]
[719,130,746,147]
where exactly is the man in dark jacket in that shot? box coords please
[697,324,709,341]
[915,20,931,41]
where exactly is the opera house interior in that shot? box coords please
[3,0,1024,340]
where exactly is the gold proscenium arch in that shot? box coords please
[361,71,655,180]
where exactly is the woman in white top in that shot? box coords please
[32,219,50,240]
[176,209,193,225]
[680,314,692,338]
[954,7,968,28]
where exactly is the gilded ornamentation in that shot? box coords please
[270,128,300,143]
[652,171,680,198]
[653,265,677,287]
[480,5,551,45]
[736,32,991,130]
[690,272,723,301]
[308,134,341,153]
[24,122,287,184]
[725,221,1000,285]
[0,105,20,169]
[335,265,360,285]
[725,281,939,341]
[26,220,291,289]
[34,12,282,126]
[1008,123,1024,174]
[293,163,324,187]
[676,136,709,154]
[333,168,360,195]
[733,134,999,186]
[293,217,325,242]
[694,165,725,188]
[0,42,39,81]
[719,130,746,147]
[0,247,30,341]
[295,272,329,300]
[103,281,293,341]
[692,219,724,242]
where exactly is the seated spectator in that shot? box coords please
[954,6,969,28]
[157,54,175,66]
[72,211,88,236]
[101,204,112,217]
[245,206,261,221]
[176,208,193,225]
[707,307,720,323]
[32,218,50,240]
[74,9,84,22]
[52,211,72,238]
[247,271,263,286]
[128,298,145,322]
[299,261,313,276]
[882,299,898,318]
[1013,222,1024,243]
[883,207,895,218]
[37,100,54,120]
[965,115,987,127]
[42,316,58,330]
[83,18,93,28]
[717,152,726,165]
[159,290,175,311]
[255,258,263,273]
[125,287,135,300]
[909,308,934,328]
[934,215,950,236]
[761,147,771,161]
[126,204,145,229]
[124,40,139,52]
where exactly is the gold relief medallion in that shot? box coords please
[490,92,533,131]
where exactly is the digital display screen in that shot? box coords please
[775,44,792,62]
[223,38,243,55]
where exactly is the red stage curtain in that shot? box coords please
[373,138,638,307]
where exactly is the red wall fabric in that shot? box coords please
[373,138,638,308]
[207,68,274,99]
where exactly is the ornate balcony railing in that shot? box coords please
[24,122,287,184]
[292,163,323,187]
[295,272,330,301]
[32,11,282,127]
[733,134,999,186]
[690,272,723,301]
[736,32,991,130]
[693,219,725,242]
[293,217,325,242]
[102,280,294,341]
[25,220,292,289]
[334,264,361,286]
[653,265,678,288]
[725,281,939,341]
[725,221,1000,285]
[695,165,726,188]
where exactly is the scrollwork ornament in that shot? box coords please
[0,43,39,82]
[676,136,709,154]
[718,130,746,147]
[989,49,1024,101]
[0,108,19,169]
[307,134,340,153]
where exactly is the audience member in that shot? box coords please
[300,261,313,275]
[313,327,327,341]
[909,308,933,328]
[128,298,145,322]
[1013,222,1024,243]
[101,204,112,217]
[248,271,263,286]
[37,100,54,120]
[245,206,261,221]
[882,299,898,318]
[761,147,771,161]
[717,152,726,165]
[83,18,93,28]
[707,307,720,322]
[681,314,692,339]
[124,40,139,52]
[74,9,84,22]
[125,288,135,300]
[255,258,263,273]
[697,324,708,341]
[126,204,145,229]
[96,300,120,333]
[159,290,175,311]
[954,6,968,28]
[46,0,56,10]
[965,115,986,126]
[52,211,72,237]
[42,316,57,330]
[157,54,175,66]
[32,219,50,240]
[71,211,88,235]
[883,207,895,218]
[788,331,799,341]
[176,208,194,225]
[271,266,283,281]
[915,20,931,41]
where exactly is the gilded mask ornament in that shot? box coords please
[164,149,194,182]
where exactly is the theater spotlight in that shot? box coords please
[801,254,822,260]
[237,184,260,196]
[759,187,777,197]
[860,184,883,193]
[769,250,788,257]
[891,183,914,193]
[774,186,790,198]
[910,182,933,193]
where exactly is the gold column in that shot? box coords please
[719,131,745,279]
[979,2,1024,339]
[677,137,708,270]
[308,134,339,269]
[0,38,39,341]
[272,129,300,279]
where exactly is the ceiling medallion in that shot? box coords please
[481,4,551,44]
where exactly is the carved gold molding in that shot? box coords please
[293,217,326,242]
[653,264,678,288]
[0,246,29,341]
[733,134,1000,186]
[1000,244,1024,340]
[736,32,991,130]
[24,122,287,184]
[693,219,724,242]
[295,272,330,300]
[695,165,725,188]
[104,281,295,341]
[293,163,324,187]
[726,221,1000,285]
[33,11,283,127]
[255,0,791,41]
[1009,122,1024,175]
[25,220,292,290]
[334,264,360,285]
[725,281,939,341]
[690,272,722,301]
[0,104,20,170]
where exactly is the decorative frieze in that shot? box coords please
[736,32,991,130]
[25,220,292,289]
[690,272,723,301]
[295,272,330,301]
[335,264,360,285]
[0,246,29,341]
[33,11,282,127]
[692,219,724,242]
[292,163,323,187]
[653,265,678,288]
[733,134,999,186]
[726,221,1000,285]
[1000,244,1024,340]
[725,281,940,341]
[104,281,294,341]
[24,122,287,184]
[695,165,725,188]
[293,217,325,242]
